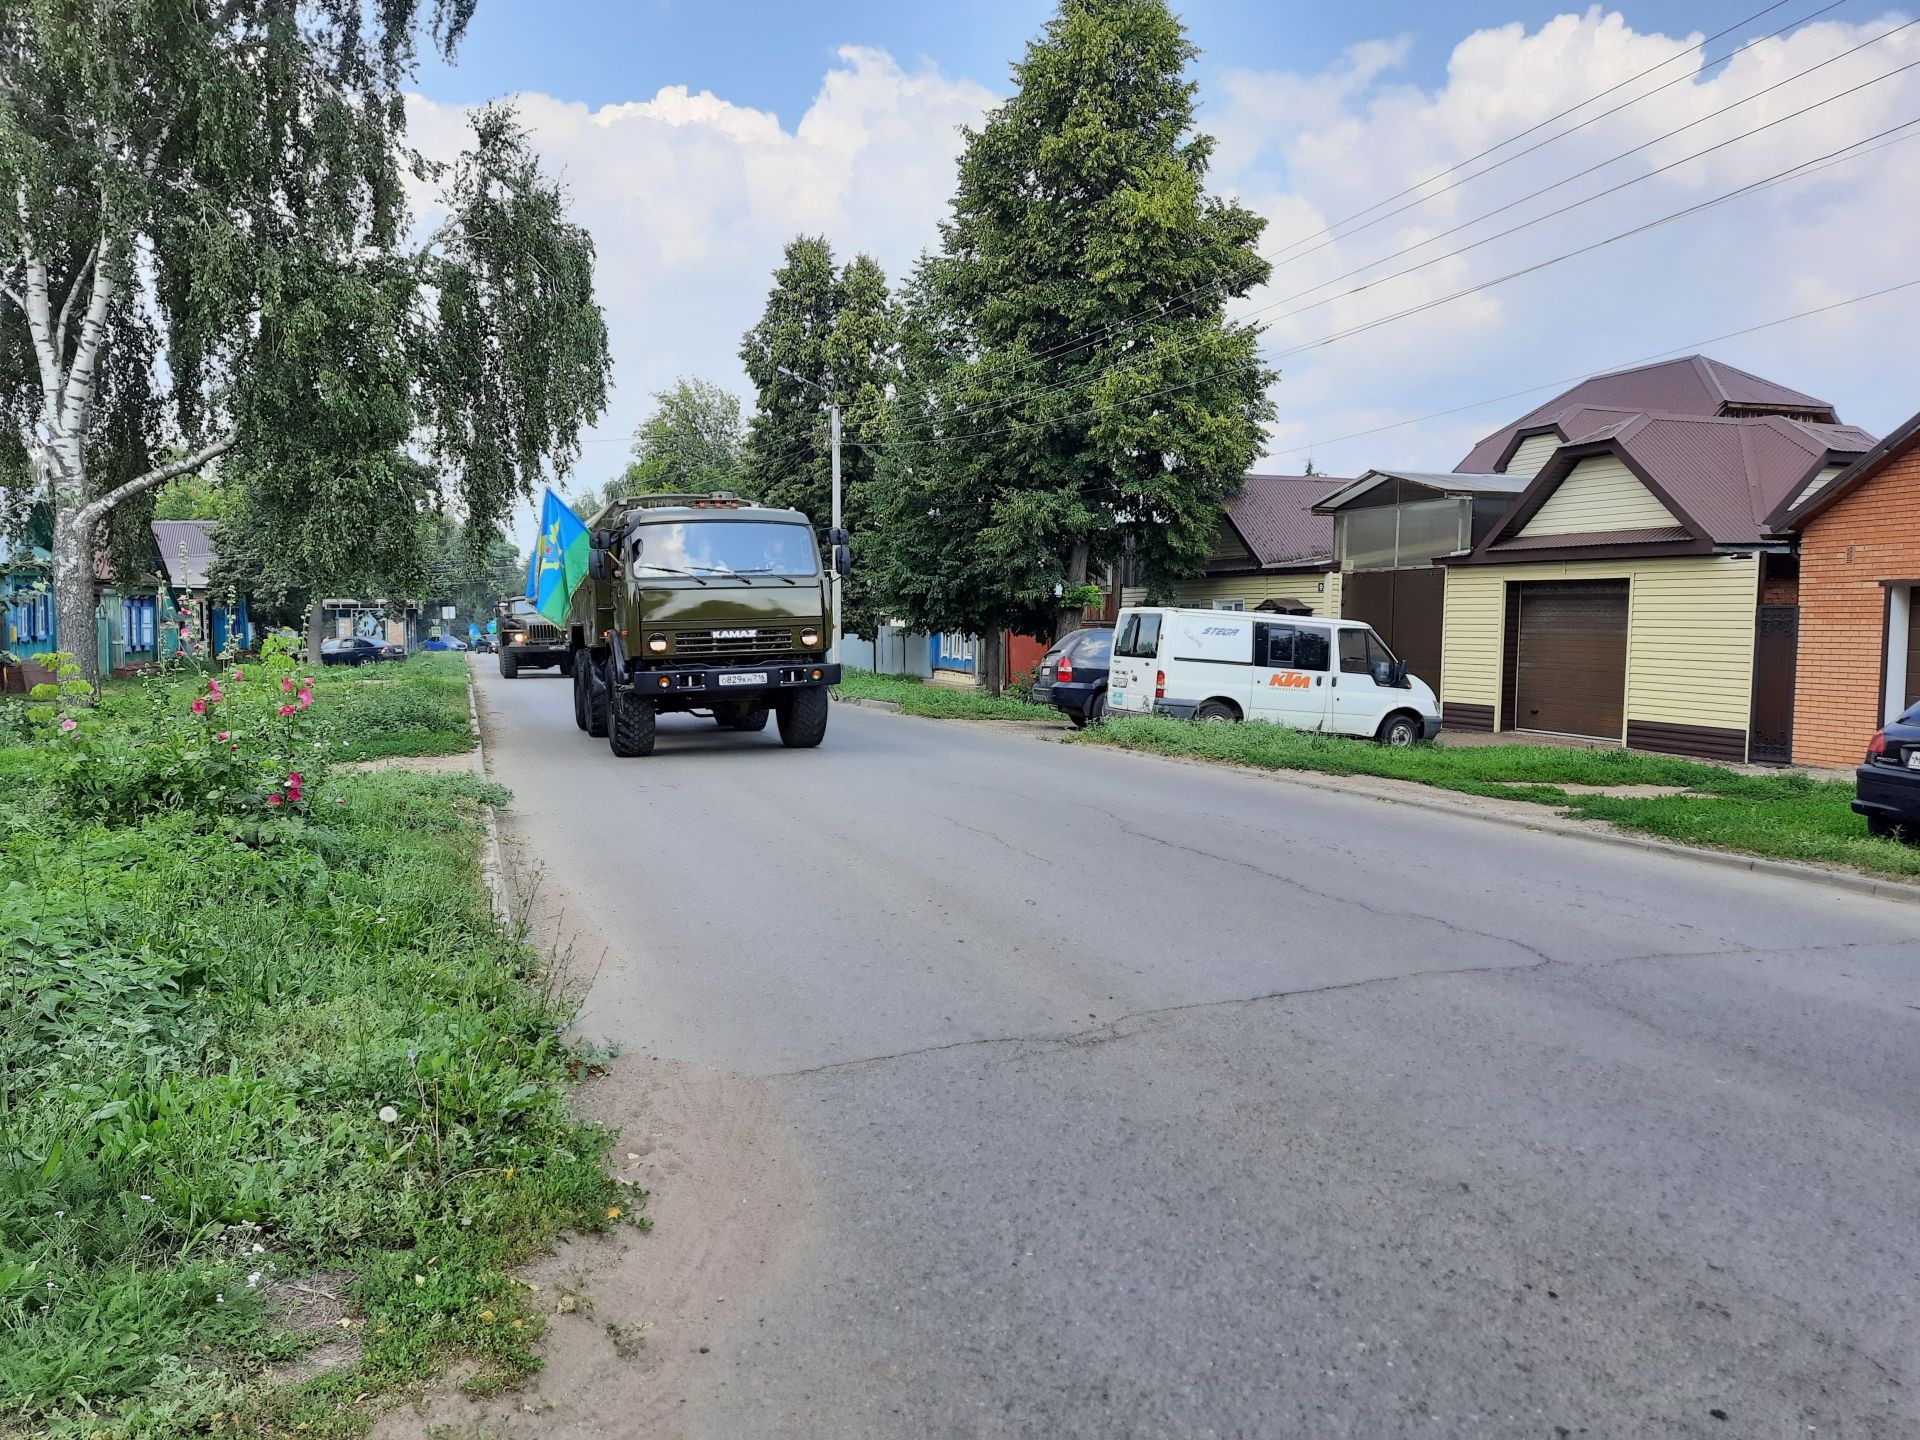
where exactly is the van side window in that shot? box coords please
[1339,629,1370,675]
[1262,624,1295,668]
[1292,627,1330,672]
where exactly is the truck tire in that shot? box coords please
[730,706,770,732]
[607,668,656,757]
[776,687,829,748]
[584,656,609,738]
[499,648,519,679]
[571,657,590,731]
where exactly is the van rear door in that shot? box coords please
[1107,609,1162,714]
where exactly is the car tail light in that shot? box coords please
[1868,729,1888,758]
[1057,654,1073,683]
[1155,669,1165,700]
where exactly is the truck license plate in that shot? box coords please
[718,672,767,687]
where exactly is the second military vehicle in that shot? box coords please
[565,492,846,756]
[494,596,571,679]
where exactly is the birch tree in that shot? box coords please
[0,1,608,682]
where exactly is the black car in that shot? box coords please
[320,636,406,667]
[1033,626,1113,727]
[1855,703,1920,842]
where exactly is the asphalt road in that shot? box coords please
[473,665,1920,1440]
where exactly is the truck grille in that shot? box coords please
[520,620,563,644]
[673,628,794,657]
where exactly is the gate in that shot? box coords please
[1341,568,1445,691]
[1748,604,1798,765]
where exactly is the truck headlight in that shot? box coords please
[647,633,669,653]
[800,626,821,647]
[510,632,527,645]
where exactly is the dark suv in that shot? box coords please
[1033,627,1113,727]
[1855,703,1920,842]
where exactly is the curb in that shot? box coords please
[833,695,901,713]
[466,661,509,922]
[840,703,1919,907]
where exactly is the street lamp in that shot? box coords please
[774,366,842,665]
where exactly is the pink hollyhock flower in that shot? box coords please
[266,793,283,808]
[207,680,222,701]
[277,704,295,717]
[303,676,314,686]
[59,717,77,733]
[230,744,239,751]
[297,689,313,709]
[233,667,245,681]
[281,676,294,694]
[216,731,229,741]
[287,771,304,787]
[190,698,206,715]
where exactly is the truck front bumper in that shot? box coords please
[634,660,841,697]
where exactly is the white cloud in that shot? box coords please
[405,46,996,537]
[1204,8,1920,475]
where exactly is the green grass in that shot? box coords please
[0,659,627,1437]
[95,653,477,762]
[834,668,1060,722]
[1072,715,1920,881]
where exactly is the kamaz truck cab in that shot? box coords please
[565,492,847,757]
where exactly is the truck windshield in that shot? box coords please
[634,521,818,577]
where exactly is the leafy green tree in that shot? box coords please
[422,519,524,630]
[622,377,744,495]
[738,237,896,636]
[871,0,1274,672]
[0,5,608,680]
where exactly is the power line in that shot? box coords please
[1000,0,1849,380]
[939,32,1918,431]
[1264,276,1920,458]
[925,113,1919,451]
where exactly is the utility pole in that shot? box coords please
[775,364,843,664]
[828,400,842,665]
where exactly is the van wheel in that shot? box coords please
[1377,712,1421,748]
[1194,700,1239,723]
[498,649,519,679]
[571,656,590,731]
[776,687,829,748]
[607,669,656,757]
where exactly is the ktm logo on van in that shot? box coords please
[1267,671,1312,689]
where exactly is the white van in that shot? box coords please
[1105,606,1440,745]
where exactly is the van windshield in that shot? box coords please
[633,521,818,577]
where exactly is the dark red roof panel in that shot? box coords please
[1457,356,1838,473]
[1222,474,1341,568]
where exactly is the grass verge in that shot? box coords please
[1072,715,1919,881]
[1,658,627,1438]
[835,668,1059,722]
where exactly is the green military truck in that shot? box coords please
[565,492,847,757]
[494,596,571,678]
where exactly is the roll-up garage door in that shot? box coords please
[1509,580,1628,739]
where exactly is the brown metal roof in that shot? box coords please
[1785,404,1920,529]
[1221,474,1341,569]
[1456,356,1839,473]
[1469,411,1876,558]
[151,520,220,588]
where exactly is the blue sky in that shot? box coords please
[402,2,1920,532]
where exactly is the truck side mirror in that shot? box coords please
[588,549,611,582]
[827,526,850,547]
[833,543,852,577]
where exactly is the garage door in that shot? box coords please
[1508,580,1628,739]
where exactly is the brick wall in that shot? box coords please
[1793,444,1920,767]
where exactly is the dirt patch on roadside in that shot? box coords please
[374,691,811,1439]
[338,751,479,775]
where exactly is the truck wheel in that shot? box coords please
[571,657,590,731]
[607,668,656,757]
[730,706,770,732]
[499,648,519,679]
[776,687,829,748]
[584,656,609,738]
